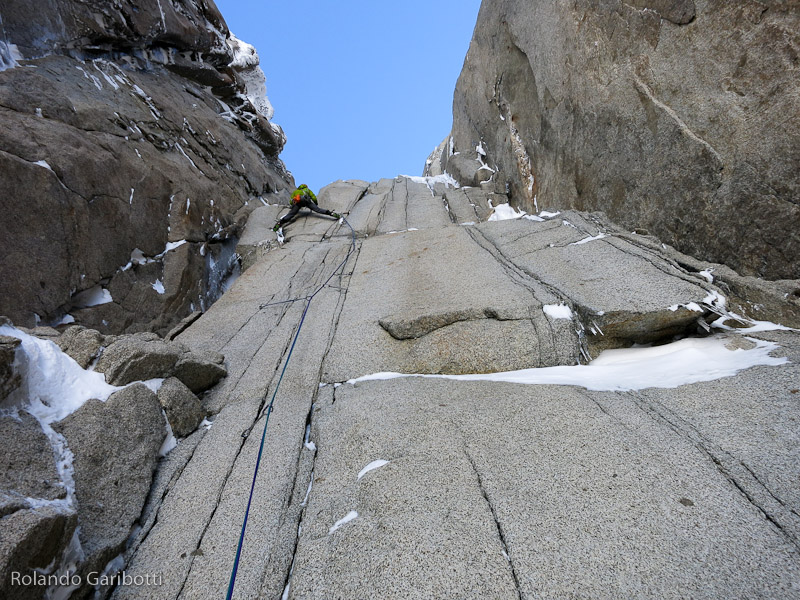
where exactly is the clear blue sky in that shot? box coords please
[214,0,482,193]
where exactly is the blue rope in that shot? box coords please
[226,217,356,600]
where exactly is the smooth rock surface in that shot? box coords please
[443,0,800,280]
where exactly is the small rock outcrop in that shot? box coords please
[436,0,800,281]
[157,377,205,438]
[94,331,227,391]
[0,0,294,334]
[95,336,184,386]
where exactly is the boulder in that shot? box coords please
[0,507,77,600]
[0,412,65,507]
[54,326,104,369]
[157,377,206,438]
[52,384,164,575]
[95,338,183,386]
[172,350,228,394]
[447,0,800,280]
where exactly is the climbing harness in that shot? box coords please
[226,216,355,600]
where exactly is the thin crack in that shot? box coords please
[463,446,523,600]
[174,308,306,597]
[629,391,800,552]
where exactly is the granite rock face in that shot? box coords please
[0,0,294,333]
[112,176,800,600]
[441,0,800,280]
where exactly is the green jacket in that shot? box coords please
[291,185,317,205]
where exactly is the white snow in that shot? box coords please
[138,380,164,396]
[669,302,703,313]
[76,66,102,91]
[0,325,121,516]
[151,279,165,295]
[571,232,607,245]
[712,315,796,333]
[404,173,461,192]
[0,325,120,422]
[200,418,214,430]
[221,269,240,293]
[159,418,177,457]
[300,479,313,507]
[488,203,526,221]
[52,314,75,326]
[45,529,85,600]
[175,143,197,169]
[543,304,573,320]
[698,269,714,283]
[703,290,727,310]
[71,285,113,309]
[34,160,53,171]
[347,335,786,392]
[475,141,496,178]
[304,441,317,451]
[155,240,187,259]
[93,60,120,90]
[226,33,275,121]
[358,460,389,480]
[131,84,161,119]
[329,511,359,535]
[539,211,561,218]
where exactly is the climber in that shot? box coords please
[273,184,341,232]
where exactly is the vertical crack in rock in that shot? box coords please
[629,392,800,552]
[463,446,523,600]
[465,225,568,305]
[173,312,306,597]
[270,396,319,600]
[267,239,358,596]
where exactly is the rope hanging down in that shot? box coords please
[226,217,356,600]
